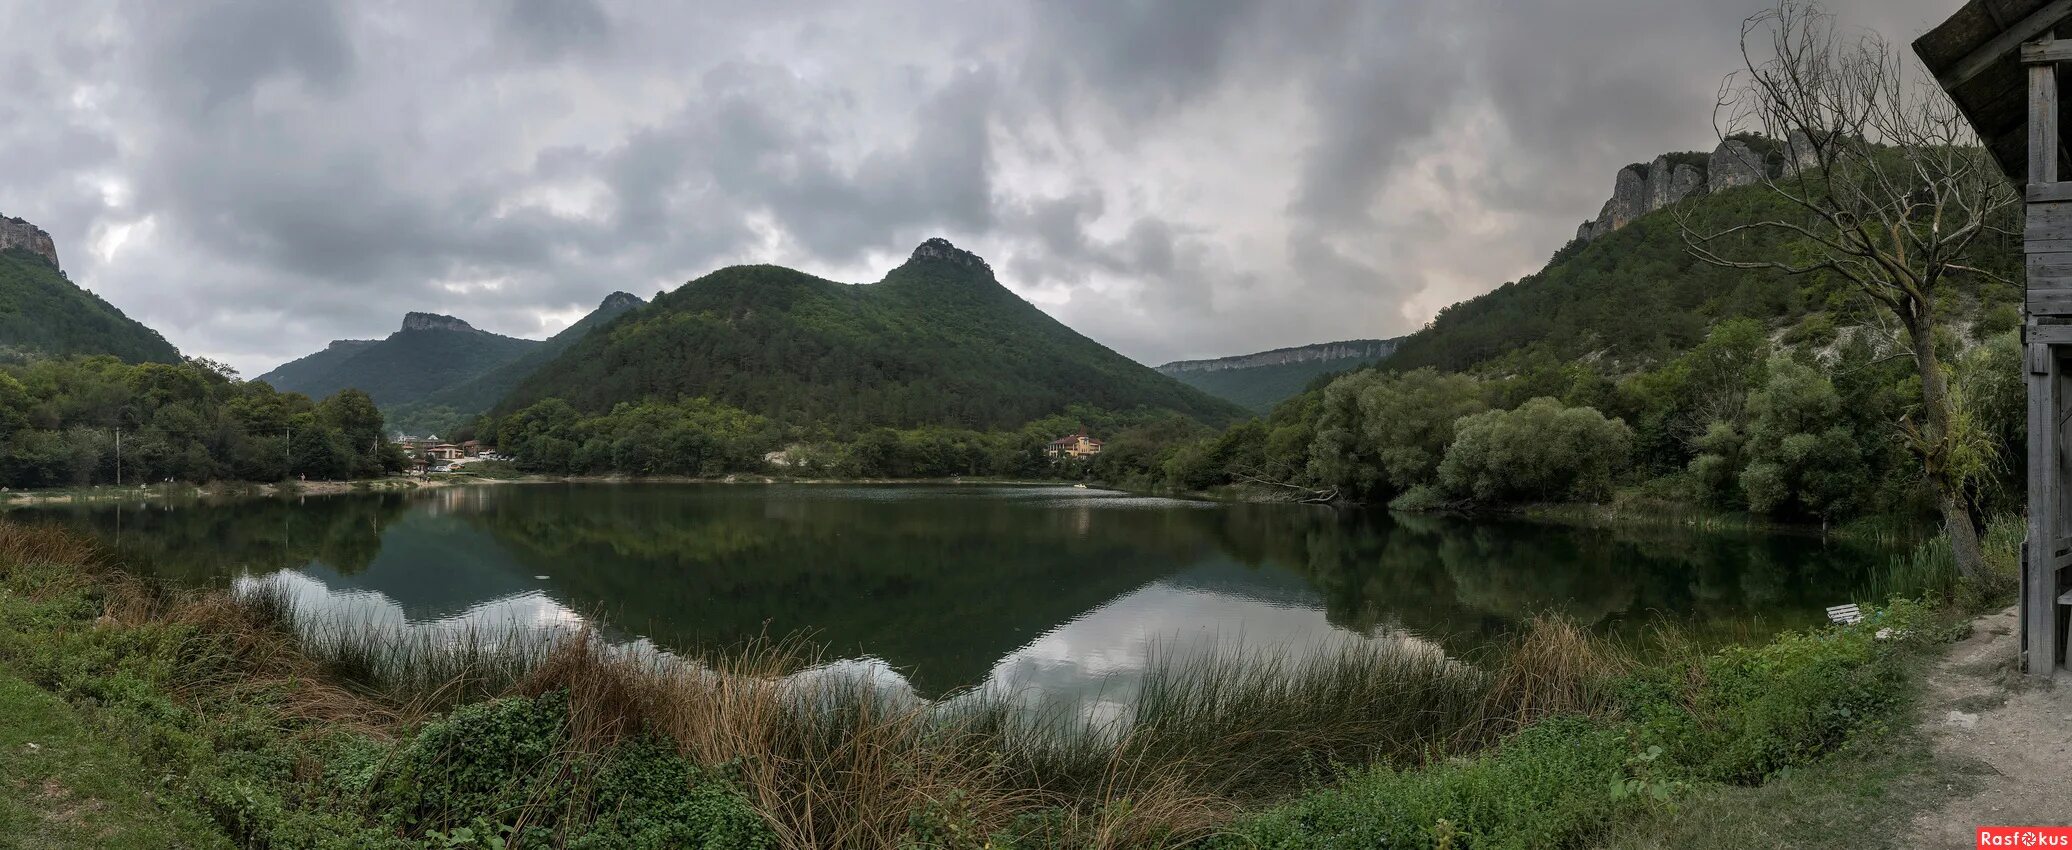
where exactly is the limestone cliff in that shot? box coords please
[1573,134,1800,245]
[400,312,481,333]
[1158,339,1400,375]
[0,215,60,270]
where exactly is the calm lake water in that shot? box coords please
[19,483,1896,710]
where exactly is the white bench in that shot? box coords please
[1827,603,1863,625]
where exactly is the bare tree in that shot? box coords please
[1677,0,2018,582]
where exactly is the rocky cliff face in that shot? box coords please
[0,215,60,270]
[1158,339,1400,375]
[598,291,644,312]
[1706,139,1768,192]
[400,312,479,333]
[1647,155,1707,212]
[908,237,992,274]
[1574,134,1800,245]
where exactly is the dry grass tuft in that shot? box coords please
[1472,614,1634,743]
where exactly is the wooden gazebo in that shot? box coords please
[1917,0,2072,676]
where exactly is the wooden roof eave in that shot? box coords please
[1914,0,2072,181]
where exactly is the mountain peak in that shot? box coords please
[598,291,645,311]
[400,312,477,333]
[908,237,990,273]
[0,214,60,270]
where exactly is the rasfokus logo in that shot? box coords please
[1979,827,2072,847]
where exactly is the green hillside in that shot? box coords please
[1159,339,1400,412]
[1109,141,2027,525]
[417,291,646,415]
[499,239,1249,431]
[255,313,539,408]
[253,339,377,392]
[1384,182,2021,376]
[0,249,179,364]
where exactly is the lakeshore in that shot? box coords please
[0,510,2012,849]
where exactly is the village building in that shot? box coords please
[1048,429,1103,459]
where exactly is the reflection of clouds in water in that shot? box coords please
[769,484,1214,512]
[240,564,1447,735]
[936,578,1452,732]
[237,569,589,650]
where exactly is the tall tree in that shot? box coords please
[1678,0,2016,581]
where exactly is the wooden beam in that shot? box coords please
[2029,250,2072,283]
[2035,62,2061,184]
[1941,0,2072,88]
[2026,237,2072,253]
[2026,39,2072,64]
[2031,181,2072,202]
[2028,199,2072,240]
[2030,324,2072,343]
[2031,289,2072,315]
[2026,343,2060,676]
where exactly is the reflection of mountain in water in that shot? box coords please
[23,483,1899,699]
[1154,556,1323,609]
[461,485,1198,695]
[297,512,537,622]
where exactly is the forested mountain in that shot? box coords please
[498,238,1248,432]
[0,215,179,364]
[415,292,646,415]
[254,339,378,393]
[1157,339,1400,412]
[1383,153,2020,377]
[256,313,539,408]
[1094,133,2025,528]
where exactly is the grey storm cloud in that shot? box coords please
[0,0,1963,376]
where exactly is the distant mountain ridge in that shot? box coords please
[259,293,649,435]
[1159,339,1399,375]
[1157,339,1400,412]
[412,291,647,416]
[498,238,1250,431]
[257,312,541,407]
[0,213,179,364]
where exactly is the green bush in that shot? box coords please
[1218,606,1929,849]
[1436,398,1634,504]
[376,692,572,832]
[1216,718,1638,849]
[576,739,772,850]
[1619,609,1918,784]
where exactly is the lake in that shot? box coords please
[16,483,1896,713]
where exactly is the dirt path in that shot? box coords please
[1905,607,2072,846]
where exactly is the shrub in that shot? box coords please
[1215,718,1637,850]
[1619,604,1925,784]
[1437,398,1634,504]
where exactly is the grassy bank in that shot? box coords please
[0,520,1999,848]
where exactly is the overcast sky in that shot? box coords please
[0,0,1960,377]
